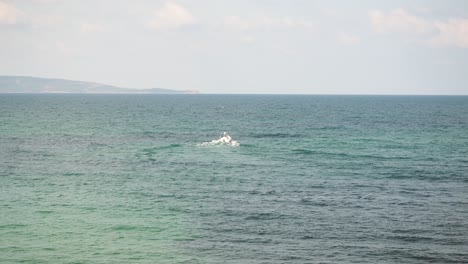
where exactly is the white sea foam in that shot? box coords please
[199,136,240,147]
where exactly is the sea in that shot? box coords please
[0,94,467,264]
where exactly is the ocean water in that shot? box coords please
[0,94,467,264]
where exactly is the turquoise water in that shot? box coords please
[1,94,467,263]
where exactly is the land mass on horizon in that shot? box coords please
[0,76,199,94]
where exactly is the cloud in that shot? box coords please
[239,35,255,44]
[32,0,61,3]
[432,19,468,48]
[80,22,104,33]
[369,9,432,34]
[338,32,360,45]
[147,2,195,30]
[0,1,23,25]
[55,41,75,54]
[224,15,315,31]
[31,15,63,29]
[370,9,468,48]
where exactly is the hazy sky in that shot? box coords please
[1,0,467,94]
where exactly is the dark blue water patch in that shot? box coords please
[244,212,291,221]
[109,225,164,232]
[140,130,158,138]
[379,248,467,263]
[379,169,459,181]
[249,133,304,138]
[35,210,54,214]
[313,125,346,130]
[136,144,184,161]
[299,198,331,207]
[143,144,183,152]
[291,148,411,160]
[385,235,435,243]
[0,224,28,229]
[63,172,85,177]
[137,131,177,139]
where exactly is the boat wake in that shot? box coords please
[199,133,240,147]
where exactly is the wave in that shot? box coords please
[0,223,27,229]
[244,212,291,221]
[250,133,303,138]
[110,225,163,232]
[137,144,183,161]
[292,148,411,160]
[314,125,345,130]
[63,172,85,177]
[142,144,182,153]
[300,198,331,206]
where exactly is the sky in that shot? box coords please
[1,0,467,94]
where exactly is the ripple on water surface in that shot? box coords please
[0,94,467,263]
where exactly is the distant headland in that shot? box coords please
[0,76,199,94]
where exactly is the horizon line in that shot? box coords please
[1,92,468,96]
